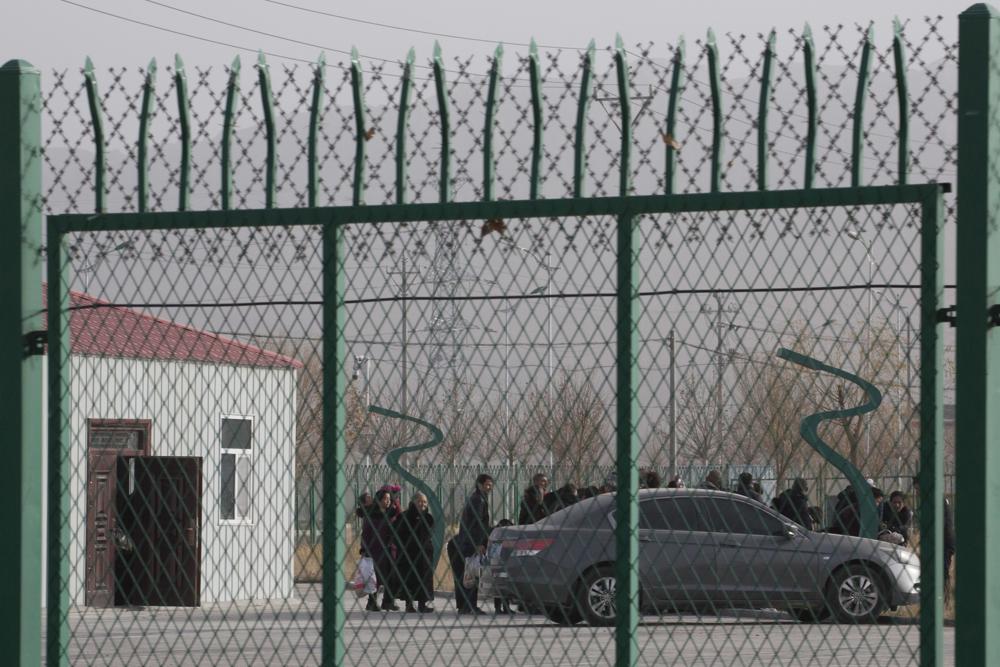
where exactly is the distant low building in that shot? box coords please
[45,290,301,608]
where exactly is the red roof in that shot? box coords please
[48,290,301,369]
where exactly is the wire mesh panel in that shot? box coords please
[46,182,944,665]
[46,219,326,665]
[35,14,956,667]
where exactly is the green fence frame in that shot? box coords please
[45,181,947,667]
[9,7,999,664]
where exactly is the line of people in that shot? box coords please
[354,469,955,614]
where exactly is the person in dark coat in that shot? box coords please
[772,478,814,531]
[882,491,913,545]
[830,486,883,537]
[357,488,400,611]
[448,474,493,614]
[518,473,549,525]
[395,493,435,613]
[699,470,723,490]
[735,472,764,504]
[543,483,578,515]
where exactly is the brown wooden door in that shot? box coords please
[117,456,202,606]
[84,420,151,608]
[84,450,118,607]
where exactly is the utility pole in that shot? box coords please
[701,293,739,425]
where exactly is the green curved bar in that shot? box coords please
[852,25,874,187]
[614,35,631,197]
[138,58,157,214]
[432,42,451,203]
[483,43,503,202]
[308,52,326,208]
[257,52,276,209]
[368,405,447,566]
[706,29,724,193]
[528,39,543,200]
[174,54,191,212]
[222,55,241,211]
[776,347,882,539]
[573,40,595,198]
[803,24,817,189]
[83,57,106,213]
[758,30,776,191]
[395,48,414,205]
[665,38,685,195]
[350,49,367,207]
[892,18,909,185]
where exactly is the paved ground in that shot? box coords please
[49,584,952,666]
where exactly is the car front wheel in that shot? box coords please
[576,566,618,626]
[827,564,887,623]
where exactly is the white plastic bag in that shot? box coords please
[351,556,378,597]
[478,561,496,598]
[462,554,484,589]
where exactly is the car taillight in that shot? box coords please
[510,538,554,557]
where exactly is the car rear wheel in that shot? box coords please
[827,564,887,623]
[576,566,617,626]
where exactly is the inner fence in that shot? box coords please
[33,16,956,667]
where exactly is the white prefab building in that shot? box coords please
[52,291,300,607]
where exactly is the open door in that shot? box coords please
[116,456,202,607]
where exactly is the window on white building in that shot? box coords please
[220,416,253,523]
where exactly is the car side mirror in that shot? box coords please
[783,524,797,539]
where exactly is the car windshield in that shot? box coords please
[538,495,611,529]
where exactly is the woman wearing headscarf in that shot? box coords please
[395,492,435,613]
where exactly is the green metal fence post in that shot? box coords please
[956,4,1000,666]
[614,37,639,667]
[322,216,347,667]
[0,57,43,667]
[851,25,874,187]
[919,185,945,667]
[573,41,595,198]
[665,38,685,195]
[706,30,724,193]
[432,43,451,204]
[82,58,105,212]
[349,49,366,207]
[483,44,503,202]
[45,223,70,667]
[137,58,156,213]
[892,18,910,185]
[757,30,776,191]
[528,39,543,200]
[257,52,276,209]
[221,56,240,211]
[615,205,639,667]
[174,55,191,212]
[309,53,326,208]
[802,24,817,189]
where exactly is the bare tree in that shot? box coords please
[519,373,613,482]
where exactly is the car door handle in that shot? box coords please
[639,536,654,543]
[721,542,740,548]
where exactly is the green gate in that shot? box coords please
[8,7,1000,667]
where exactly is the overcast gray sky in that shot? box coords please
[6,0,970,72]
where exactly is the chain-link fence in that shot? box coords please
[30,14,960,667]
